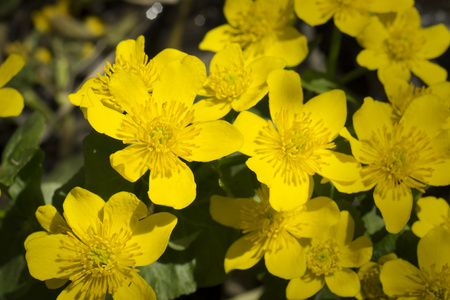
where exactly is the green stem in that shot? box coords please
[338,67,368,85]
[327,25,342,79]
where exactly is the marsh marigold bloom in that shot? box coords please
[341,96,450,233]
[193,43,285,122]
[210,185,340,279]
[380,226,450,299]
[286,211,373,299]
[0,53,25,117]
[199,0,308,67]
[294,0,412,37]
[24,187,177,300]
[85,56,243,209]
[411,196,450,238]
[356,7,450,85]
[234,69,361,211]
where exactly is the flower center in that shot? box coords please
[384,22,425,62]
[421,264,450,300]
[360,264,388,299]
[306,239,341,276]
[206,64,252,101]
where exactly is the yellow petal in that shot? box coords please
[62,187,105,240]
[268,69,303,125]
[192,98,232,122]
[368,0,413,12]
[110,144,150,183]
[0,53,25,88]
[109,71,148,113]
[417,226,450,275]
[356,16,388,49]
[210,195,254,229]
[57,281,88,300]
[246,155,276,187]
[411,60,448,86]
[412,196,449,238]
[339,128,367,164]
[68,78,95,108]
[353,97,394,141]
[115,36,141,64]
[224,237,263,273]
[379,259,424,297]
[374,184,412,234]
[233,111,267,156]
[103,191,148,234]
[35,204,68,233]
[265,27,309,67]
[185,120,243,162]
[148,162,196,209]
[210,43,243,71]
[334,9,370,37]
[426,159,450,186]
[223,0,252,26]
[231,86,269,112]
[24,231,49,248]
[340,236,373,268]
[0,88,24,117]
[128,212,177,266]
[264,232,306,279]
[330,210,354,246]
[247,56,286,88]
[153,55,206,109]
[113,271,156,300]
[420,24,450,59]
[325,268,360,297]
[286,271,325,300]
[269,176,310,211]
[152,48,188,76]
[303,89,346,141]
[294,0,332,26]
[198,24,232,53]
[356,49,389,70]
[45,278,68,289]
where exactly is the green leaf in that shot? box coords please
[0,255,29,298]
[0,112,45,186]
[362,206,385,235]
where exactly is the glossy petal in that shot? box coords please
[412,197,449,238]
[356,49,388,70]
[192,98,231,122]
[225,237,263,273]
[374,185,412,234]
[210,195,254,229]
[63,187,105,240]
[151,48,187,76]
[417,226,450,275]
[265,27,308,67]
[264,232,306,279]
[198,24,232,53]
[286,272,325,300]
[0,53,25,88]
[330,211,354,246]
[114,272,156,300]
[110,144,150,183]
[148,162,196,209]
[68,78,95,108]
[185,120,243,162]
[233,111,267,156]
[380,259,424,297]
[425,159,450,186]
[209,43,243,70]
[115,36,142,64]
[45,278,68,289]
[325,268,360,297]
[109,71,148,113]
[420,24,450,59]
[57,281,88,300]
[128,212,177,266]
[340,236,373,268]
[356,16,388,49]
[246,155,276,186]
[352,97,394,141]
[267,69,303,125]
[334,9,370,37]
[411,60,448,86]
[231,86,269,112]
[0,88,24,117]
[35,204,68,233]
[223,0,252,26]
[269,176,310,211]
[294,0,332,26]
[247,56,286,87]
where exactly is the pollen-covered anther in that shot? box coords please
[206,64,253,101]
[385,29,425,61]
[306,239,342,276]
[360,265,387,299]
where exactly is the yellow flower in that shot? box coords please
[356,253,397,300]
[84,16,104,36]
[341,97,450,233]
[294,0,412,37]
[286,211,373,299]
[199,0,308,67]
[84,56,243,209]
[380,226,450,299]
[210,185,340,279]
[24,187,177,300]
[32,0,70,32]
[412,196,450,238]
[35,47,52,65]
[193,43,285,122]
[356,7,450,85]
[234,69,361,211]
[0,53,25,117]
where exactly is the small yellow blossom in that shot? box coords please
[0,53,25,117]
[356,253,397,300]
[356,7,450,85]
[193,43,285,122]
[210,185,340,279]
[412,196,450,238]
[234,69,361,211]
[341,96,450,233]
[24,187,177,300]
[84,16,105,36]
[199,0,308,67]
[294,0,412,37]
[32,0,70,32]
[35,47,52,65]
[286,211,373,299]
[380,226,450,299]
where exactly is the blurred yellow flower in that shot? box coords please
[286,211,373,299]
[84,15,105,36]
[25,187,177,300]
[234,69,361,211]
[193,43,285,122]
[32,0,70,32]
[341,97,450,233]
[380,226,450,299]
[357,7,450,85]
[0,53,25,117]
[210,185,340,279]
[412,196,450,238]
[35,47,52,65]
[199,0,308,67]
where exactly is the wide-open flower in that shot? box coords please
[411,196,450,238]
[341,96,450,233]
[24,187,177,300]
[193,43,285,122]
[0,53,25,117]
[286,211,373,299]
[85,55,243,209]
[356,7,450,85]
[294,0,412,37]
[199,0,308,67]
[210,185,340,279]
[234,69,361,211]
[380,226,450,299]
